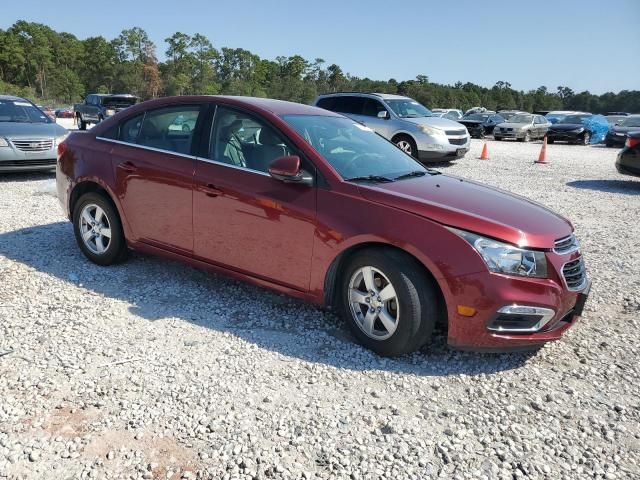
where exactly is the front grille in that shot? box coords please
[562,257,587,291]
[11,138,53,152]
[445,129,466,136]
[448,138,467,146]
[554,234,579,254]
[0,158,56,167]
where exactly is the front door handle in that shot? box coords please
[201,183,223,197]
[117,161,137,173]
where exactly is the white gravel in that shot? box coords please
[0,137,639,480]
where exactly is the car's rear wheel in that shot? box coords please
[394,135,417,158]
[73,192,127,266]
[339,249,438,356]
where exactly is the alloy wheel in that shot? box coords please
[79,203,112,255]
[348,266,400,341]
[396,140,413,155]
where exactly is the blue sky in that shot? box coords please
[3,0,639,94]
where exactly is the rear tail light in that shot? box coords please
[626,137,639,149]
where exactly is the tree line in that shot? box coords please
[1,20,638,113]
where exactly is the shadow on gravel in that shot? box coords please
[567,179,640,195]
[0,222,534,377]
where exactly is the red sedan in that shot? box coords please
[56,96,589,356]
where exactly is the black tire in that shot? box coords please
[338,249,438,356]
[97,115,104,123]
[547,138,555,144]
[78,115,87,131]
[582,132,591,145]
[523,131,531,142]
[478,127,486,139]
[72,192,128,266]
[393,135,418,159]
[606,142,614,148]
[494,136,502,141]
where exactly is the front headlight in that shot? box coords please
[571,127,585,133]
[105,109,116,116]
[55,133,69,146]
[418,124,445,137]
[0,138,8,147]
[450,228,548,278]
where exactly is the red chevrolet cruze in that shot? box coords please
[56,96,589,356]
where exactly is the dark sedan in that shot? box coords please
[616,133,640,177]
[547,114,594,145]
[457,113,505,138]
[606,115,640,148]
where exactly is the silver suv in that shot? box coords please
[313,93,470,162]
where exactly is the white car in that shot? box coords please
[431,108,463,120]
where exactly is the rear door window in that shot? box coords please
[136,105,203,155]
[331,96,365,115]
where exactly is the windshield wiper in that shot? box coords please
[345,175,395,183]
[394,169,440,180]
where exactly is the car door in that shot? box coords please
[353,98,395,140]
[192,105,317,291]
[108,103,205,255]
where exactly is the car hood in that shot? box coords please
[402,116,466,129]
[358,174,572,249]
[548,123,584,131]
[496,122,529,129]
[0,122,67,138]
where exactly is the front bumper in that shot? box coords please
[494,129,526,140]
[0,145,57,172]
[444,252,588,351]
[416,134,470,162]
[547,130,584,142]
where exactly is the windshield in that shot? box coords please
[464,113,490,121]
[384,99,432,118]
[509,114,533,124]
[281,115,429,180]
[560,114,592,124]
[0,99,52,123]
[499,112,517,120]
[618,117,640,127]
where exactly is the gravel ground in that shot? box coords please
[0,137,639,480]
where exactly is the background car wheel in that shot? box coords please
[339,249,438,356]
[98,115,104,123]
[523,131,531,142]
[547,138,555,144]
[494,136,502,141]
[394,135,418,158]
[73,192,127,266]
[582,132,591,145]
[78,115,87,131]
[606,142,614,148]
[478,127,486,139]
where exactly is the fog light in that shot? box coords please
[424,144,444,151]
[457,305,477,317]
[488,305,555,333]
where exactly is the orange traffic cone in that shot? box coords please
[479,143,489,160]
[535,136,548,164]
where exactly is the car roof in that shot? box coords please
[124,95,341,117]
[317,92,412,101]
[0,94,29,102]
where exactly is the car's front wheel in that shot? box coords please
[73,192,128,266]
[582,132,591,145]
[339,249,438,356]
[394,135,417,158]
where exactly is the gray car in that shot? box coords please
[494,114,551,142]
[0,95,68,172]
[314,93,470,162]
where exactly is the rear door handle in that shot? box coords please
[117,161,137,173]
[201,183,223,197]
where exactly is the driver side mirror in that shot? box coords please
[268,155,313,186]
[377,110,390,119]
